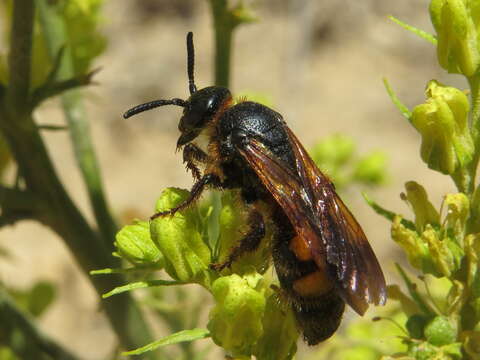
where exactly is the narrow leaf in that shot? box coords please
[103,280,186,298]
[388,15,437,45]
[362,192,416,230]
[395,263,436,316]
[383,78,412,120]
[90,267,156,275]
[122,328,210,356]
[37,124,68,131]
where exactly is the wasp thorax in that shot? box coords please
[177,86,231,146]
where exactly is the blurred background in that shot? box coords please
[0,0,467,358]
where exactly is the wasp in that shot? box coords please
[124,32,386,344]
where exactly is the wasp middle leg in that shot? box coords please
[211,208,265,271]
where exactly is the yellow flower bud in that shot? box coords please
[207,272,266,357]
[430,0,480,76]
[391,216,432,271]
[404,181,440,231]
[150,188,212,287]
[114,221,164,267]
[411,80,473,174]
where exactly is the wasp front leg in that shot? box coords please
[183,143,208,180]
[211,209,265,271]
[151,173,221,219]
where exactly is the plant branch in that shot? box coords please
[0,1,155,356]
[210,0,234,88]
[208,0,254,88]
[30,68,99,109]
[468,76,480,196]
[36,0,118,252]
[0,185,40,226]
[207,0,255,260]
[6,0,34,113]
[0,288,83,360]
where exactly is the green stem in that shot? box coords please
[0,288,82,360]
[207,0,253,264]
[468,76,480,192]
[207,0,237,267]
[0,2,155,357]
[209,0,236,88]
[467,75,480,230]
[36,0,118,251]
[469,76,480,133]
[451,166,472,195]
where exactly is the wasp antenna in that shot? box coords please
[186,32,197,95]
[123,98,186,119]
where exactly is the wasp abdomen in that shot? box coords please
[292,291,345,345]
[272,212,345,344]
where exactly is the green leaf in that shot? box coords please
[33,0,106,90]
[383,78,412,120]
[388,285,422,316]
[102,280,186,298]
[122,328,210,356]
[90,266,157,275]
[395,263,435,316]
[362,192,416,230]
[388,15,437,45]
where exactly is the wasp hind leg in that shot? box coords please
[210,209,265,271]
[151,173,220,220]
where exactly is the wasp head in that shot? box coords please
[123,33,231,148]
[176,86,231,147]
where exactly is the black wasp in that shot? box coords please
[124,32,386,344]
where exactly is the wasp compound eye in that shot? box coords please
[180,86,232,130]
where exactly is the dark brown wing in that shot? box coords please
[237,129,386,315]
[237,140,323,258]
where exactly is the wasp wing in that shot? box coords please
[237,140,323,257]
[284,127,386,314]
[237,129,386,315]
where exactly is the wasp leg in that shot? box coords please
[151,173,220,220]
[183,143,208,180]
[210,209,265,271]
